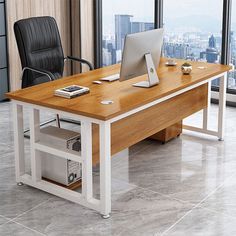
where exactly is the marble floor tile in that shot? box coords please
[0,142,13,156]
[15,181,193,236]
[15,197,129,236]
[164,207,236,236]
[13,180,136,236]
[0,117,14,145]
[0,183,54,219]
[0,215,9,226]
[91,228,144,236]
[0,131,14,147]
[199,175,236,218]
[106,187,193,236]
[129,139,156,156]
[112,136,236,204]
[0,221,45,236]
[0,152,54,219]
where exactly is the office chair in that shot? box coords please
[14,16,93,137]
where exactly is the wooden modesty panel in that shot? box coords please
[92,83,208,165]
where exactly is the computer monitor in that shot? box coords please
[119,28,164,88]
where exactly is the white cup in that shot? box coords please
[167,58,175,65]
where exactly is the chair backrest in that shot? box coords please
[14,16,64,88]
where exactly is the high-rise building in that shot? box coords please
[131,22,144,34]
[115,15,133,51]
[144,22,155,31]
[103,48,112,66]
[131,22,154,34]
[199,35,220,86]
[164,43,190,59]
[105,15,155,65]
[200,35,219,63]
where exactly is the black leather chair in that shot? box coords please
[14,16,93,135]
[14,16,93,88]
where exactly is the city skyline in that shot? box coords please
[103,0,236,36]
[102,1,236,89]
[103,13,223,63]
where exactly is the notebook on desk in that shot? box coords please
[54,85,90,99]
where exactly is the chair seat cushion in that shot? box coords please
[31,72,62,86]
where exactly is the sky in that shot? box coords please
[103,0,154,23]
[103,0,223,20]
[103,0,236,36]
[163,0,223,19]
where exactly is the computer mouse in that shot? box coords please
[93,80,102,84]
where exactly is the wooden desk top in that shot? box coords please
[6,58,230,121]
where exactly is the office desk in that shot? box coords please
[6,58,230,218]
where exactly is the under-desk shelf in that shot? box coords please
[34,141,82,163]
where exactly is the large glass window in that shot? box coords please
[229,1,236,90]
[163,0,223,86]
[102,0,155,66]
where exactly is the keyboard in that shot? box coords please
[100,74,120,82]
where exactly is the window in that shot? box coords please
[102,0,155,66]
[163,0,223,86]
[229,1,236,91]
[96,0,236,103]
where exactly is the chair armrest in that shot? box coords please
[21,66,56,81]
[65,56,94,71]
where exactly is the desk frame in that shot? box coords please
[12,72,227,218]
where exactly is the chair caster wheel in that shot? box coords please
[101,214,110,219]
[17,182,24,186]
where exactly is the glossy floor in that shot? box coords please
[0,101,236,235]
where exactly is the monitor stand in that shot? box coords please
[133,53,160,88]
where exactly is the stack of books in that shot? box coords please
[54,85,90,99]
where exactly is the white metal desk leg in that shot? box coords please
[13,103,25,184]
[29,108,41,183]
[99,122,111,218]
[203,81,212,130]
[81,121,93,201]
[218,73,227,141]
